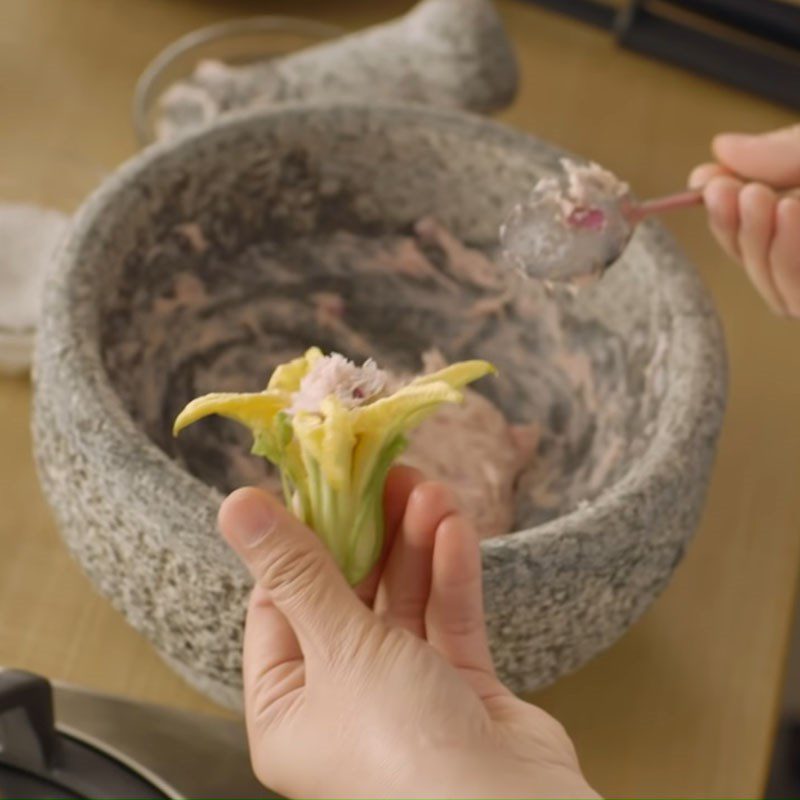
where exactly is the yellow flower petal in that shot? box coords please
[292,412,325,470]
[279,435,309,501]
[172,391,286,436]
[409,359,496,390]
[266,347,323,393]
[320,396,355,491]
[293,397,355,491]
[351,382,463,435]
[352,429,406,497]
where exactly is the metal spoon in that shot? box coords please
[500,166,704,286]
[615,188,704,224]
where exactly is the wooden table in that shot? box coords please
[1,1,798,796]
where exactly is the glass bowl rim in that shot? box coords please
[132,15,346,147]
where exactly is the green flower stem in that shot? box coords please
[282,434,407,585]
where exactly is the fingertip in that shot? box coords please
[688,168,705,191]
[218,486,269,531]
[703,175,742,224]
[405,481,460,540]
[739,181,776,209]
[688,162,726,190]
[772,197,800,318]
[713,126,800,187]
[382,464,426,549]
[704,173,742,200]
[384,465,425,508]
[776,194,800,224]
[737,182,778,234]
[733,182,786,316]
[218,487,281,552]
[711,132,744,163]
[409,479,458,510]
[434,513,480,581]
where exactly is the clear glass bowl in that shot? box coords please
[132,16,344,147]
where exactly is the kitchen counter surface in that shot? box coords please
[2,1,799,796]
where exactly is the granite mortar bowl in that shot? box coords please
[33,103,726,709]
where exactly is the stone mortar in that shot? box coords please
[156,0,519,141]
[33,103,727,709]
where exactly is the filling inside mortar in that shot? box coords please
[102,214,666,533]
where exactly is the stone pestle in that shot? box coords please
[156,0,519,141]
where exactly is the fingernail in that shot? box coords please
[222,491,276,550]
[714,131,767,157]
[714,131,752,143]
[688,171,705,190]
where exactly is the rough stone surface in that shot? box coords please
[33,104,727,708]
[156,0,519,141]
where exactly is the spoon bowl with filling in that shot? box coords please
[499,158,635,286]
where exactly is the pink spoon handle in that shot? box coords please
[626,189,704,223]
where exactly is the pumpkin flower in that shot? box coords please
[173,348,495,584]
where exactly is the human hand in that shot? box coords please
[688,124,800,317]
[218,467,598,799]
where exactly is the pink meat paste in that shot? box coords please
[400,350,539,539]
